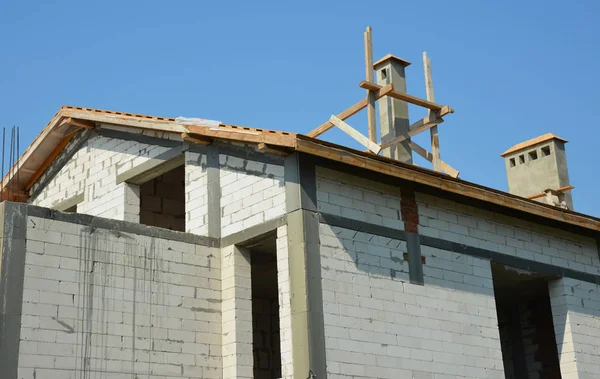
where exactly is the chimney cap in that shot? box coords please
[501,133,568,157]
[373,54,411,69]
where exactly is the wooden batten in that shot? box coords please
[358,81,450,112]
[60,117,95,130]
[307,83,394,138]
[182,132,213,145]
[257,143,291,156]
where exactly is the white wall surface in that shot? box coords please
[18,216,222,379]
[320,223,505,379]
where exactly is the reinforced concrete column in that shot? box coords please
[284,153,327,379]
[0,202,27,378]
[221,244,253,379]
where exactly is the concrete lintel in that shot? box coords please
[207,145,221,240]
[116,146,184,185]
[220,216,286,248]
[287,208,326,379]
[0,202,27,378]
[25,203,219,247]
[52,192,84,212]
[285,153,317,213]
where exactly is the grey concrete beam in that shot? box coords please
[26,203,219,247]
[285,153,317,213]
[0,202,27,378]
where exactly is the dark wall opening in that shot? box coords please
[492,263,562,379]
[139,165,185,231]
[246,232,282,379]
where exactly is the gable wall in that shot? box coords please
[30,131,174,221]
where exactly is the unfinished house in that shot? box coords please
[1,30,600,379]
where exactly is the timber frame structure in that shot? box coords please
[307,27,458,178]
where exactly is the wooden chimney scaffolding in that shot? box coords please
[307,26,459,178]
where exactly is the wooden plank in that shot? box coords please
[182,132,213,145]
[423,52,441,172]
[306,83,394,138]
[294,138,600,232]
[380,116,444,150]
[63,109,186,133]
[257,142,290,156]
[330,115,381,154]
[185,126,297,148]
[409,141,459,178]
[528,186,575,200]
[60,117,95,130]
[359,81,449,111]
[364,26,377,142]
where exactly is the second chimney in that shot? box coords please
[501,133,573,210]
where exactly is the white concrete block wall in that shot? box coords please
[276,225,293,379]
[185,151,208,235]
[320,223,505,379]
[549,278,600,379]
[221,245,253,379]
[316,167,403,230]
[417,193,599,275]
[31,132,173,222]
[219,154,285,237]
[18,216,222,379]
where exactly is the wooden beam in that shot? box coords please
[364,26,377,142]
[528,186,575,200]
[60,117,95,130]
[25,131,77,190]
[306,83,394,138]
[295,138,600,232]
[380,115,444,150]
[409,141,459,178]
[359,81,451,112]
[257,142,290,156]
[182,132,213,145]
[330,115,381,154]
[423,52,441,172]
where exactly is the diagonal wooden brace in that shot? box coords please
[307,83,394,138]
[409,141,459,178]
[330,115,381,154]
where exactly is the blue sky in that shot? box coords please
[1,1,598,216]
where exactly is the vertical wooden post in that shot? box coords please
[423,52,441,172]
[365,26,377,143]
